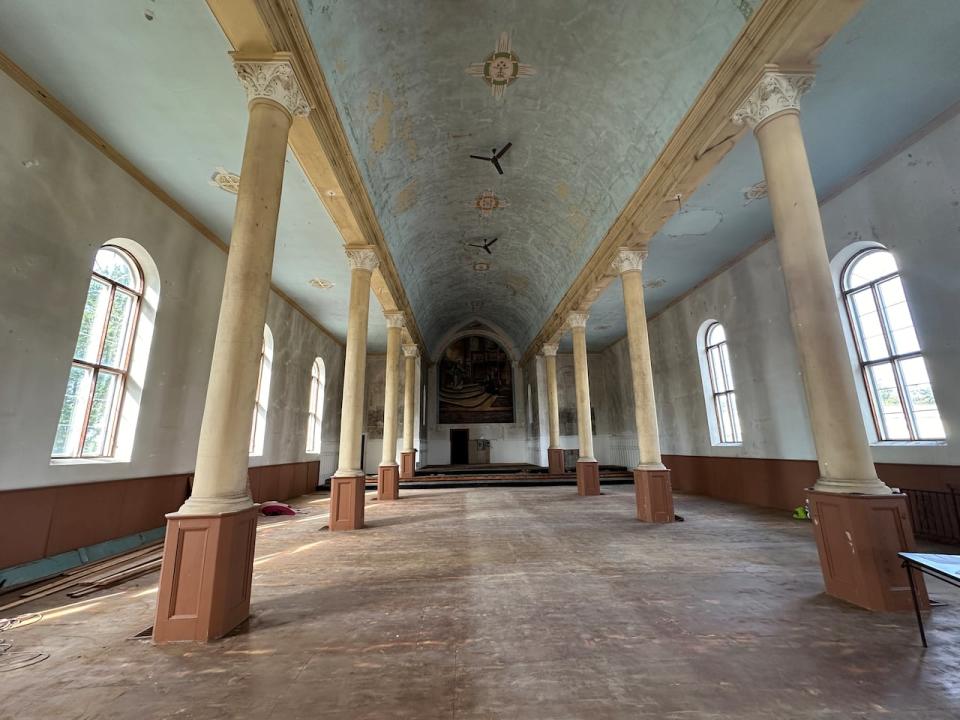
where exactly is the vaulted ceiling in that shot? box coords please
[299,0,758,353]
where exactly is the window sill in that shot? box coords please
[710,442,742,448]
[50,456,130,466]
[871,440,947,448]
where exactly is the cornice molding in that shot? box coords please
[233,54,310,117]
[345,247,379,272]
[520,0,865,364]
[732,67,814,129]
[611,248,648,275]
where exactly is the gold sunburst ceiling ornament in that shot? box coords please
[308,278,335,290]
[742,180,768,205]
[466,32,536,98]
[471,190,509,219]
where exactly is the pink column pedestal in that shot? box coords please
[330,476,366,531]
[634,468,674,523]
[547,448,565,475]
[153,505,259,644]
[576,460,600,496]
[378,464,400,501]
[400,450,417,479]
[808,489,928,612]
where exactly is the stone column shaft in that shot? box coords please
[402,347,417,452]
[184,92,299,514]
[542,345,561,449]
[568,315,594,461]
[615,252,664,469]
[735,69,885,495]
[336,250,378,477]
[380,316,403,466]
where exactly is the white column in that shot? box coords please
[612,248,665,470]
[335,248,379,477]
[380,313,404,466]
[541,343,561,450]
[181,58,309,515]
[567,312,595,462]
[734,67,887,495]
[402,344,418,453]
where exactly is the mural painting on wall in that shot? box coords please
[439,336,514,424]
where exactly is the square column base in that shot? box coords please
[378,464,400,501]
[152,505,259,644]
[547,448,565,475]
[808,489,928,612]
[400,450,417,479]
[634,468,674,523]
[576,460,600,496]
[330,475,366,531]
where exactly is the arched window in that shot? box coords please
[842,248,943,440]
[306,357,325,453]
[53,246,145,458]
[702,322,741,445]
[249,325,273,456]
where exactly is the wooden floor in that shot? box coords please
[2,486,960,719]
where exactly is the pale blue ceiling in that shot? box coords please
[575,0,960,351]
[298,0,756,353]
[0,0,388,350]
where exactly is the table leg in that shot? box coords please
[904,560,927,648]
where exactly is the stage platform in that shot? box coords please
[361,463,633,489]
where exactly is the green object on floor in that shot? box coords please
[793,505,810,520]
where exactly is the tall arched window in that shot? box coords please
[842,248,943,440]
[306,357,325,453]
[53,246,145,458]
[702,322,742,445]
[249,325,273,456]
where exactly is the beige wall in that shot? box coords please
[0,71,344,491]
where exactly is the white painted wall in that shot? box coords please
[0,72,344,491]
[596,109,960,467]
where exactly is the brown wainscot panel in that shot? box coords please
[664,455,959,512]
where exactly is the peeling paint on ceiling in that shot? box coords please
[298,0,750,352]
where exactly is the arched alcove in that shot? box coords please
[438,334,514,425]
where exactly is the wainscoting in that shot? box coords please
[663,454,960,512]
[0,460,322,572]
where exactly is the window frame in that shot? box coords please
[841,248,943,442]
[249,325,273,456]
[306,357,324,454]
[52,246,144,459]
[703,321,742,445]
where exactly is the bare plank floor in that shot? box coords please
[2,486,959,719]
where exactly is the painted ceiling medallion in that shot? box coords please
[308,278,335,290]
[209,167,240,194]
[466,32,536,98]
[644,278,667,290]
[742,180,768,205]
[472,190,509,218]
[473,261,491,272]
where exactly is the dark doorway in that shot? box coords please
[360,433,366,472]
[450,429,469,465]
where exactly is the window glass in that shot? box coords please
[703,322,741,445]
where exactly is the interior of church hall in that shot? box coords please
[4,0,960,717]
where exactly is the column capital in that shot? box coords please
[345,247,379,272]
[541,342,559,357]
[402,343,419,358]
[611,247,648,275]
[732,67,814,129]
[232,53,310,118]
[384,312,406,329]
[567,311,589,329]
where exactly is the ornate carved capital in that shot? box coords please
[233,55,310,118]
[611,247,648,275]
[567,312,589,330]
[541,342,559,357]
[732,68,814,129]
[384,312,406,329]
[402,344,419,358]
[345,247,379,273]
